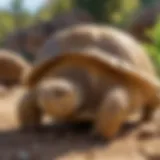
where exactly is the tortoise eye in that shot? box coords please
[52,88,68,98]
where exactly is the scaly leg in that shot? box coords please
[94,86,130,139]
[142,92,160,122]
[17,90,42,129]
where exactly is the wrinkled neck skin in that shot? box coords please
[35,66,95,121]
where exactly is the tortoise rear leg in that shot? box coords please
[141,93,160,122]
[17,90,43,130]
[94,86,130,140]
[141,106,155,122]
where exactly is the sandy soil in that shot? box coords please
[0,87,159,160]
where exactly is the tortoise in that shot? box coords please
[17,24,160,139]
[0,49,31,91]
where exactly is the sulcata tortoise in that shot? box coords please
[0,49,31,90]
[18,24,160,139]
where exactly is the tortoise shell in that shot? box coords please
[0,49,31,85]
[23,24,160,98]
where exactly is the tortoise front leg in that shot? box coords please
[94,86,130,139]
[17,90,43,129]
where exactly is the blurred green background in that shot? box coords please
[0,0,141,41]
[1,0,160,75]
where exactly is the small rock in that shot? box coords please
[139,139,160,158]
[137,123,158,140]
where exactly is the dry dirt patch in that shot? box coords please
[0,87,159,160]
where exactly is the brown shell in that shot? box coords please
[0,49,31,84]
[23,24,160,95]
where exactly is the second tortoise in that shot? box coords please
[0,49,31,95]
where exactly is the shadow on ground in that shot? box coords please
[0,88,159,160]
[0,121,140,160]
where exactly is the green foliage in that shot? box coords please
[37,0,140,25]
[10,0,33,29]
[73,0,110,22]
[140,0,159,7]
[111,0,139,27]
[0,11,13,45]
[0,0,158,48]
[143,18,160,76]
[37,0,73,21]
[72,0,131,24]
[0,0,34,46]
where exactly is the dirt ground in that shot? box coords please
[0,87,159,160]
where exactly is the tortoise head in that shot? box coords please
[36,77,83,119]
